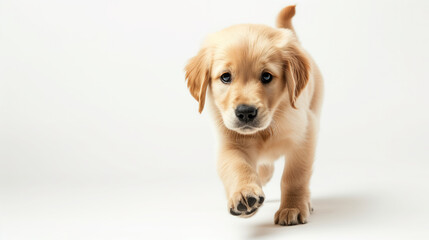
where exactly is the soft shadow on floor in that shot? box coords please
[247,194,374,239]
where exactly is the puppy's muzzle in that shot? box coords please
[235,104,258,123]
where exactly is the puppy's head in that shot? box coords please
[185,8,310,135]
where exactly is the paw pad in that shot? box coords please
[229,195,265,217]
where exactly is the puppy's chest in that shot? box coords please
[257,138,291,162]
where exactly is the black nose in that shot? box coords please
[235,104,258,123]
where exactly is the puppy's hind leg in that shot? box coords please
[257,163,274,186]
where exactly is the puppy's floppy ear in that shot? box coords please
[185,48,211,113]
[283,42,310,108]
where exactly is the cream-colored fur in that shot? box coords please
[185,5,323,226]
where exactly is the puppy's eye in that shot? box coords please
[261,72,273,84]
[220,73,232,84]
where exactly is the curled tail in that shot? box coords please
[276,5,296,31]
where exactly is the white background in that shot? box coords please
[1,0,429,239]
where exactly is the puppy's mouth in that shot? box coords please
[230,118,271,135]
[236,125,260,134]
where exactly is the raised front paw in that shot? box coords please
[228,184,265,218]
[274,200,312,226]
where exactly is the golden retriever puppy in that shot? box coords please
[185,5,323,226]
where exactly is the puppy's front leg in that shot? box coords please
[217,147,265,217]
[274,138,316,226]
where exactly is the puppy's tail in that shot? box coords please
[276,5,296,32]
